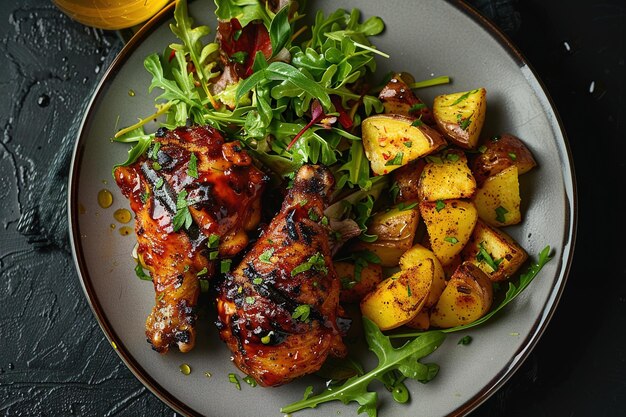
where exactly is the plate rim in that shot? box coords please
[67,1,578,416]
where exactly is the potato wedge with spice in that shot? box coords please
[419,199,478,266]
[462,219,528,282]
[361,114,446,175]
[418,149,477,202]
[473,165,521,226]
[360,259,434,331]
[433,88,487,149]
[399,243,446,308]
[430,262,493,328]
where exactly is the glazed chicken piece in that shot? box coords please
[114,125,267,353]
[216,165,348,387]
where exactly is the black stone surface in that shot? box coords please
[0,1,624,416]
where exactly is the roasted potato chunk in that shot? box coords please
[391,159,426,203]
[360,260,434,330]
[472,133,537,186]
[354,206,420,267]
[361,115,446,175]
[379,73,434,124]
[419,199,478,266]
[418,149,477,202]
[335,261,384,304]
[473,165,521,226]
[462,219,528,281]
[433,88,487,149]
[399,243,446,308]
[430,262,493,328]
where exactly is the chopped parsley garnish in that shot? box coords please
[407,284,412,297]
[140,190,150,204]
[444,236,459,244]
[228,373,241,390]
[199,279,209,293]
[245,296,255,304]
[233,29,242,41]
[403,141,413,148]
[259,248,274,264]
[385,152,403,166]
[448,89,479,106]
[299,199,308,207]
[183,265,190,272]
[397,202,417,211]
[291,252,328,276]
[292,304,311,322]
[446,152,460,162]
[351,250,381,282]
[478,145,487,153]
[188,152,198,178]
[320,216,329,226]
[508,152,517,161]
[172,190,192,231]
[426,155,443,164]
[155,177,164,189]
[411,118,423,127]
[456,113,472,131]
[209,250,218,260]
[149,142,161,160]
[308,207,319,221]
[458,335,473,345]
[252,277,263,285]
[435,199,446,212]
[196,267,208,276]
[152,161,162,171]
[208,233,220,249]
[135,264,151,281]
[229,51,248,64]
[409,103,427,112]
[243,376,257,387]
[495,206,509,223]
[476,242,503,271]
[220,259,232,273]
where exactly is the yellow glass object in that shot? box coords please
[53,0,171,30]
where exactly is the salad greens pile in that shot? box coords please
[112,1,554,415]
[114,0,393,191]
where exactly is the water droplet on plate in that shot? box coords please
[37,94,50,107]
[180,363,191,375]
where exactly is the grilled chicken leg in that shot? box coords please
[216,165,348,387]
[114,125,267,353]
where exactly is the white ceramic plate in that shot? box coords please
[69,1,576,416]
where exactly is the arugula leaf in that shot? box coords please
[112,127,153,176]
[269,6,292,57]
[214,0,271,28]
[281,318,445,416]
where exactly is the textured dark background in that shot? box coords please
[1,0,624,416]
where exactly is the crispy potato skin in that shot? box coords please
[462,219,528,281]
[391,159,426,203]
[433,88,487,149]
[361,114,446,175]
[360,260,434,331]
[354,207,420,267]
[379,73,435,125]
[429,262,493,328]
[472,133,537,186]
